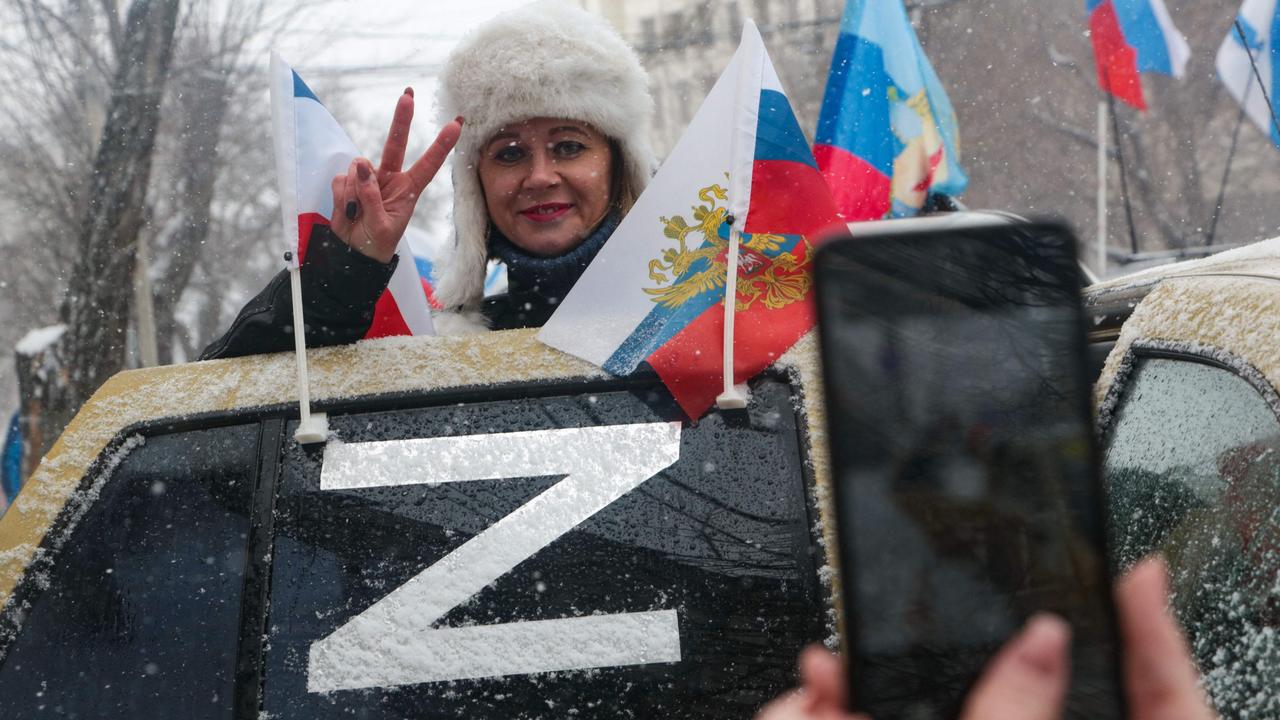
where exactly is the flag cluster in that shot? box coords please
[1084,0,1280,151]
[269,0,1280,421]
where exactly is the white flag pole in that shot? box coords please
[719,227,745,407]
[718,21,765,410]
[271,52,327,443]
[288,258,327,443]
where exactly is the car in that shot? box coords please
[0,330,835,719]
[1087,239,1280,719]
[5,215,1276,720]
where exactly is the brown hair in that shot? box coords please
[609,138,640,214]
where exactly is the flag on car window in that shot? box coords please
[269,53,434,337]
[540,21,839,419]
[1085,0,1190,110]
[814,0,968,221]
[1217,0,1280,148]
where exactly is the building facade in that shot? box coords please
[581,0,847,157]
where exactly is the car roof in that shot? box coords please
[1089,237,1280,422]
[1088,235,1280,296]
[0,329,833,612]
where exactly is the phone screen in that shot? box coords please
[814,219,1124,719]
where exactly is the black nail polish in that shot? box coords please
[345,200,358,221]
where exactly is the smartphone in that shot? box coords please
[813,216,1125,719]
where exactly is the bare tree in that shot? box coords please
[3,0,300,473]
[146,2,276,364]
[17,0,181,469]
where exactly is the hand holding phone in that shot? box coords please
[813,217,1125,719]
[753,558,1214,720]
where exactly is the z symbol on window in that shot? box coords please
[308,422,683,692]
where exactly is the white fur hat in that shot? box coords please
[432,0,656,310]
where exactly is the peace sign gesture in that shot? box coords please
[329,88,463,263]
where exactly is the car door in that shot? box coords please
[1099,344,1280,719]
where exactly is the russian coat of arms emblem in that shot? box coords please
[644,182,813,312]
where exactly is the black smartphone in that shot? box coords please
[813,217,1125,719]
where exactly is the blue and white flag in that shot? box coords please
[1217,0,1280,147]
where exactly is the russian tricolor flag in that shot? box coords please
[1217,0,1280,147]
[1086,0,1190,110]
[814,0,967,221]
[269,53,434,338]
[540,22,839,418]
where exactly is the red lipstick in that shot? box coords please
[520,203,573,223]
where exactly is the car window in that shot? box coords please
[1103,357,1280,718]
[0,424,260,719]
[259,378,824,718]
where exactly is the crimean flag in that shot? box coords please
[1086,0,1190,110]
[540,21,839,418]
[269,53,434,337]
[1217,0,1280,148]
[814,0,967,221]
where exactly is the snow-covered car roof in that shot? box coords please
[1089,235,1280,296]
[1091,237,1280,417]
[0,328,833,609]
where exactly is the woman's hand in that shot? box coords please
[755,557,1217,720]
[329,88,463,263]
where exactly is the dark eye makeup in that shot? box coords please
[493,144,525,164]
[487,134,592,165]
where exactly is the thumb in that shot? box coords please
[960,614,1072,720]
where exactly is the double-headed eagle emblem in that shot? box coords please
[644,182,813,311]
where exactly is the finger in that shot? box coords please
[329,170,354,235]
[1117,557,1216,720]
[352,158,387,229]
[960,614,1071,720]
[378,88,415,179]
[349,158,398,263]
[406,117,464,196]
[798,646,849,711]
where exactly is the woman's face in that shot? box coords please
[478,117,613,257]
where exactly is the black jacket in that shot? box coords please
[202,214,619,360]
[199,226,397,360]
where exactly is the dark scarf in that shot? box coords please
[482,212,621,330]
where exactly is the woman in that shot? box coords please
[201,0,654,359]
